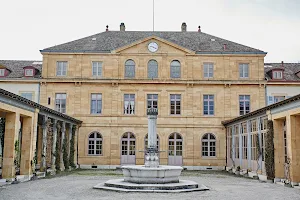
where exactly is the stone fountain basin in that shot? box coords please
[121,165,183,184]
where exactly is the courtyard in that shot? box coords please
[0,170,299,200]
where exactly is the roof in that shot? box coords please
[0,60,42,79]
[222,93,300,126]
[264,63,300,82]
[0,88,82,124]
[41,31,266,54]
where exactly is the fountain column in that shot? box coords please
[145,108,159,168]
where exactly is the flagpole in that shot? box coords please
[153,0,154,32]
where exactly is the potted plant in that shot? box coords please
[235,166,241,175]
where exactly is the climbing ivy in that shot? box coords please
[265,120,275,180]
[62,137,69,170]
[55,123,61,171]
[69,125,76,168]
[0,118,5,157]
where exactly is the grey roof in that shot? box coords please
[0,88,82,124]
[0,60,42,79]
[264,63,300,82]
[222,93,300,126]
[41,31,266,54]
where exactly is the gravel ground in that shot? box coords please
[0,170,299,200]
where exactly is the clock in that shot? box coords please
[148,42,158,52]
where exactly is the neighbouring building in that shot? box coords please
[223,94,300,185]
[39,23,267,169]
[0,60,42,103]
[265,62,300,105]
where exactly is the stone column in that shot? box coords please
[273,119,285,179]
[41,115,48,171]
[51,119,57,171]
[286,115,300,184]
[232,125,235,166]
[20,117,33,175]
[68,124,73,157]
[73,125,78,167]
[145,108,159,168]
[2,112,20,179]
[37,125,43,167]
[60,122,66,170]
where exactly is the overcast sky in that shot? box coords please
[1,0,300,62]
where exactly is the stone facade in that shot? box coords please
[40,36,266,169]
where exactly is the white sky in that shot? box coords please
[1,0,300,63]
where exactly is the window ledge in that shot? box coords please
[87,155,103,157]
[201,156,217,159]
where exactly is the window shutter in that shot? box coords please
[267,96,274,105]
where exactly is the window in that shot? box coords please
[234,125,239,159]
[124,94,135,115]
[0,69,5,76]
[55,93,66,113]
[203,63,214,78]
[242,134,248,159]
[20,92,33,101]
[239,63,249,78]
[91,94,102,114]
[92,61,102,77]
[25,69,34,76]
[203,95,214,115]
[125,60,135,78]
[239,95,250,115]
[88,132,102,155]
[170,94,181,115]
[250,120,257,132]
[274,96,285,103]
[202,133,216,157]
[170,60,181,78]
[56,61,67,76]
[272,71,283,79]
[148,60,158,79]
[147,94,158,109]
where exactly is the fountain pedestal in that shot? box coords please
[93,108,209,193]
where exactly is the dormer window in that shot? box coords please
[272,71,283,79]
[0,69,5,76]
[25,69,34,76]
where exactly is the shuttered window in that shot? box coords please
[148,60,158,78]
[125,60,135,78]
[170,60,181,78]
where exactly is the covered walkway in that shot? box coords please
[0,88,81,180]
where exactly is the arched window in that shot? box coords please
[202,133,216,157]
[170,60,181,78]
[148,60,158,79]
[88,132,103,155]
[125,59,135,78]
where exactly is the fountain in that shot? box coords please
[93,108,209,193]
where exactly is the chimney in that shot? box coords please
[281,61,284,67]
[198,26,201,32]
[223,44,227,50]
[120,23,125,31]
[181,22,187,32]
[106,25,109,32]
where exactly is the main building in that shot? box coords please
[39,23,267,169]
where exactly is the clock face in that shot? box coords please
[148,42,158,52]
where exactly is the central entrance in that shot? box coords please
[121,132,136,165]
[168,132,183,166]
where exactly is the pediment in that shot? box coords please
[112,36,195,55]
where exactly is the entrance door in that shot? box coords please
[168,133,183,166]
[121,132,136,165]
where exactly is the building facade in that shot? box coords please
[0,60,42,103]
[39,23,267,169]
[265,62,300,105]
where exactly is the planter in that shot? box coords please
[235,171,240,175]
[248,172,257,178]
